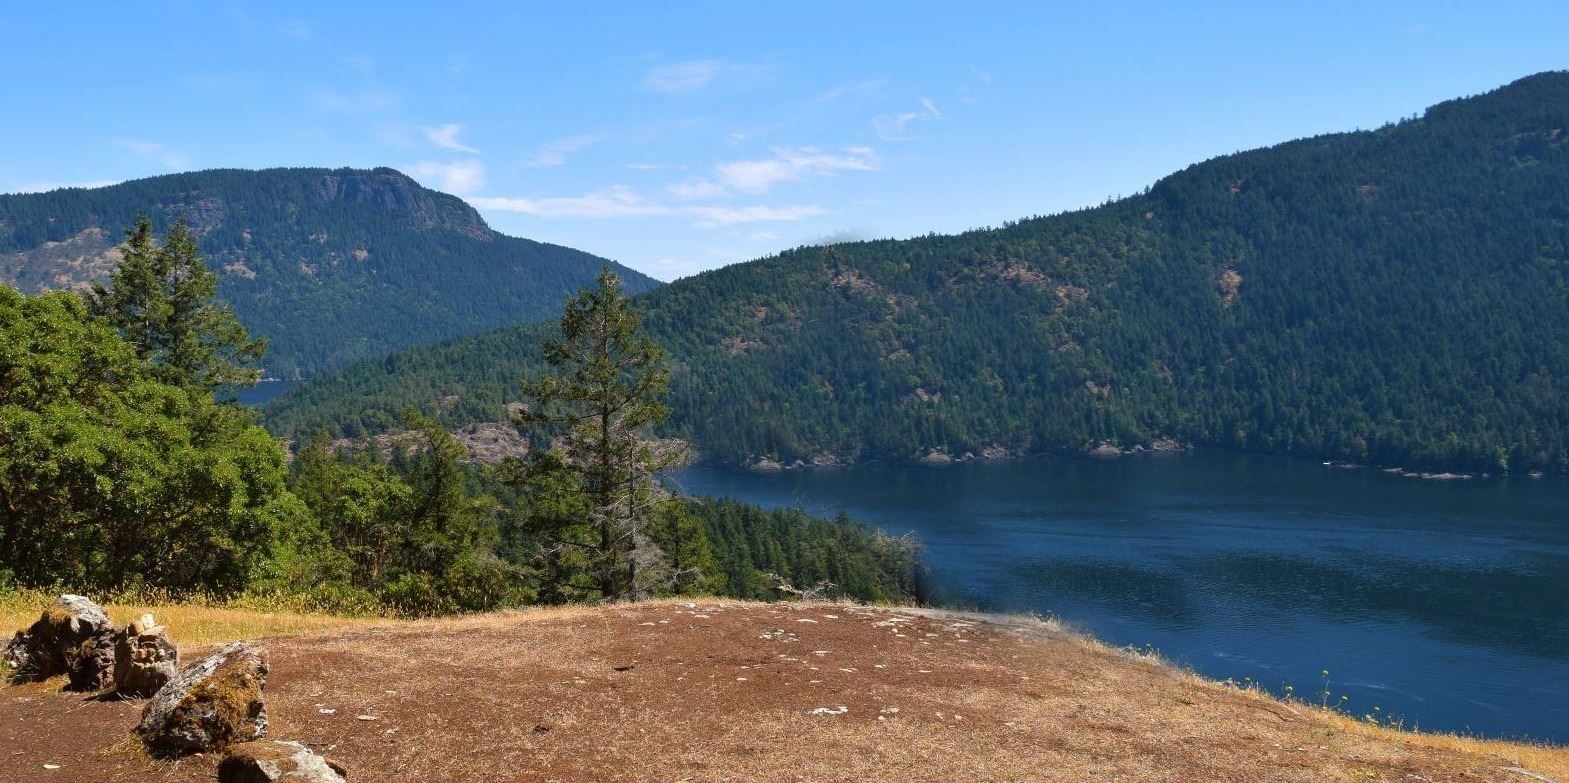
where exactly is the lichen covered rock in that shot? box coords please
[136,642,269,756]
[70,627,119,691]
[218,740,348,783]
[4,594,118,688]
[114,613,179,697]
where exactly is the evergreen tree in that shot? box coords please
[88,216,266,393]
[514,269,687,600]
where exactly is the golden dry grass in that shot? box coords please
[0,589,387,648]
[2,595,1564,782]
[1318,709,1569,781]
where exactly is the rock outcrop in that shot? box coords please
[218,741,347,783]
[114,613,179,697]
[136,642,269,756]
[71,627,119,691]
[3,594,117,689]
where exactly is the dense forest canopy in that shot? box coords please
[266,72,1569,474]
[1,248,919,611]
[0,167,659,376]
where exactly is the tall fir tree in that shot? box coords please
[88,216,266,393]
[514,269,688,600]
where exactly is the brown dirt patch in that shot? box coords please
[2,601,1561,782]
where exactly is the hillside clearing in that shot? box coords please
[2,599,1563,782]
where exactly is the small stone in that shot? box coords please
[218,740,347,783]
[136,642,269,757]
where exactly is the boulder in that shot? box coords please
[2,631,30,680]
[4,594,118,689]
[114,613,179,697]
[218,741,347,783]
[70,627,119,691]
[136,642,268,756]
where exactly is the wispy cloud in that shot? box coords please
[5,179,120,195]
[525,133,606,167]
[113,138,190,170]
[423,123,480,153]
[645,59,727,93]
[666,178,729,200]
[408,159,486,195]
[714,146,879,193]
[472,187,671,219]
[310,86,396,113]
[470,186,822,226]
[643,59,769,94]
[816,78,888,103]
[874,99,943,140]
[686,204,824,227]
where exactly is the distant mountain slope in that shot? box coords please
[266,73,1569,473]
[0,167,658,376]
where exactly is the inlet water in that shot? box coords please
[672,452,1569,741]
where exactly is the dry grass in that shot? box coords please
[1320,710,1569,781]
[3,595,1565,782]
[0,589,387,648]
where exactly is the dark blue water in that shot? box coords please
[671,452,1569,741]
[229,380,306,407]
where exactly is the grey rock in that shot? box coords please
[219,741,347,783]
[4,594,118,688]
[70,627,118,691]
[114,613,179,697]
[2,631,30,681]
[136,642,268,756]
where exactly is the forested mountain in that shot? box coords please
[0,167,657,375]
[266,72,1569,474]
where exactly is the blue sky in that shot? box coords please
[3,2,1567,280]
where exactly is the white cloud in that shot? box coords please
[714,146,879,193]
[470,186,822,226]
[408,159,486,195]
[471,186,671,219]
[645,59,726,93]
[5,179,119,194]
[874,99,943,140]
[423,123,480,153]
[687,204,824,227]
[816,78,888,103]
[525,133,605,167]
[112,138,190,170]
[665,178,728,200]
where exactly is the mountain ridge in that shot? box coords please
[0,166,659,375]
[270,71,1569,473]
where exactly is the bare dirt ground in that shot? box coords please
[2,600,1563,782]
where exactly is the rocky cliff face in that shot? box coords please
[311,168,491,239]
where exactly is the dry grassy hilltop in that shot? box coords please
[2,599,1564,782]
